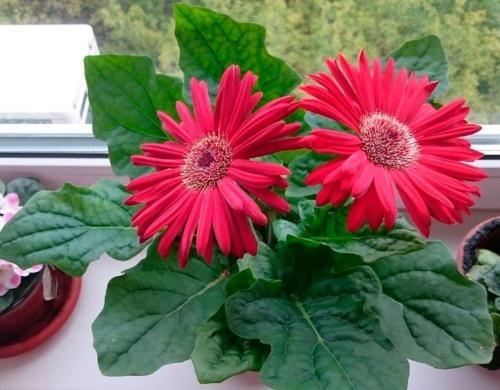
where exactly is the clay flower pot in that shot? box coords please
[0,266,81,358]
[457,216,500,370]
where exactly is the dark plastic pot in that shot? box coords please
[457,216,500,370]
[0,266,81,358]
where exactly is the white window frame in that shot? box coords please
[0,123,498,209]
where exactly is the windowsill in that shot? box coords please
[0,123,498,209]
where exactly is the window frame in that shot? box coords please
[0,123,498,209]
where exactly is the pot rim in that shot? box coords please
[0,273,81,359]
[456,216,500,273]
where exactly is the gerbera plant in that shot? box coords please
[0,5,494,389]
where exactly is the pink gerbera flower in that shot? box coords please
[301,51,486,236]
[127,65,302,266]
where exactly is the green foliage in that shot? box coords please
[0,290,14,314]
[370,242,494,368]
[226,267,409,390]
[466,248,500,352]
[273,201,426,262]
[191,272,269,383]
[237,242,282,281]
[0,179,143,276]
[6,177,44,205]
[174,4,301,101]
[390,34,449,96]
[93,242,230,376]
[286,152,330,199]
[84,55,182,178]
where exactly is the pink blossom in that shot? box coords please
[0,193,42,296]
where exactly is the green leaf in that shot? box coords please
[226,268,409,390]
[467,263,493,283]
[191,305,268,383]
[84,55,182,178]
[304,112,342,130]
[492,313,500,345]
[286,152,330,199]
[225,268,256,297]
[237,242,281,281]
[0,290,14,314]
[275,202,426,262]
[477,249,500,266]
[0,180,6,196]
[370,241,495,368]
[321,216,426,262]
[272,219,302,242]
[93,242,230,376]
[174,4,301,102]
[280,236,337,294]
[390,35,449,96]
[0,179,143,276]
[481,263,500,296]
[6,177,44,205]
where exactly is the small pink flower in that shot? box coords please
[0,260,43,296]
[0,193,42,296]
[0,193,21,229]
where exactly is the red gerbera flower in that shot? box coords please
[301,51,486,237]
[126,65,301,266]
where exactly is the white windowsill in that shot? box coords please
[0,123,498,209]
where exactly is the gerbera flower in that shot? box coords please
[301,51,486,237]
[127,65,301,266]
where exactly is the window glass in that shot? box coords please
[0,0,498,125]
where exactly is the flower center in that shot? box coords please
[359,112,419,169]
[181,135,232,191]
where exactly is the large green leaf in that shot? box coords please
[93,243,230,376]
[274,201,426,262]
[191,306,268,384]
[390,35,449,96]
[226,267,409,390]
[370,241,495,368]
[174,4,301,101]
[191,270,268,383]
[84,55,182,178]
[0,179,143,276]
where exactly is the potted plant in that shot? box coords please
[0,5,495,389]
[0,178,81,358]
[458,217,500,370]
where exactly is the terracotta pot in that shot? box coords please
[456,216,500,370]
[0,266,81,358]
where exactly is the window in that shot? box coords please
[0,1,498,189]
